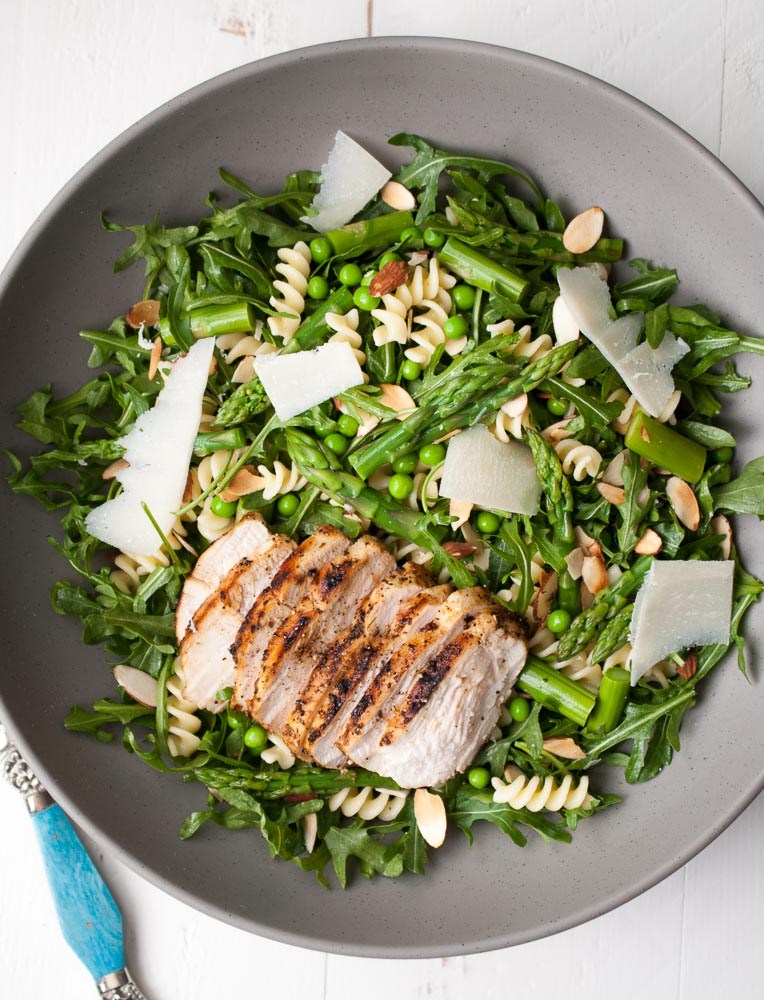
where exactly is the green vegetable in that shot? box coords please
[713,457,764,517]
[326,211,414,256]
[418,443,446,467]
[508,696,530,722]
[546,608,572,634]
[337,414,359,438]
[467,766,491,789]
[243,724,269,752]
[193,428,248,456]
[401,360,421,380]
[307,275,329,299]
[400,225,422,246]
[213,374,270,427]
[444,315,469,340]
[161,301,255,341]
[276,493,299,516]
[353,286,380,311]
[324,432,349,456]
[309,236,332,262]
[476,511,501,534]
[517,657,596,727]
[392,453,418,474]
[210,496,237,518]
[388,473,414,500]
[378,252,401,266]
[546,396,568,416]
[338,263,362,286]
[452,283,476,311]
[624,410,706,483]
[587,667,630,734]
[423,227,445,248]
[439,237,528,303]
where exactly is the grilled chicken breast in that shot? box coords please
[179,532,295,711]
[230,526,353,713]
[250,535,396,744]
[174,514,271,642]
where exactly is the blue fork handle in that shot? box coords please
[31,803,125,981]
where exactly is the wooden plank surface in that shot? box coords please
[1,2,762,997]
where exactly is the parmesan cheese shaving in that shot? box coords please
[439,425,541,515]
[253,341,364,421]
[85,338,214,556]
[301,131,392,233]
[557,267,689,418]
[629,560,734,684]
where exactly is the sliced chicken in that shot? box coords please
[230,526,352,713]
[305,579,451,769]
[179,532,295,711]
[352,605,527,787]
[174,514,271,642]
[282,563,433,762]
[336,587,497,764]
[251,535,396,743]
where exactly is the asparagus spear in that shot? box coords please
[586,666,630,733]
[590,604,634,662]
[213,374,270,427]
[525,429,574,545]
[624,410,706,483]
[438,237,528,302]
[159,301,256,343]
[516,656,596,726]
[325,211,414,256]
[193,428,247,456]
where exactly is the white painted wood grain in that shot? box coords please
[2,2,763,998]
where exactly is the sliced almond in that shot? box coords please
[542,737,585,760]
[407,250,430,267]
[413,788,447,848]
[442,541,478,559]
[531,570,558,625]
[380,180,417,211]
[710,514,733,559]
[172,530,198,557]
[574,525,601,558]
[219,466,266,502]
[449,498,473,530]
[582,554,608,594]
[666,477,700,531]
[677,649,698,680]
[369,259,409,297]
[126,299,161,329]
[565,546,585,581]
[102,457,129,480]
[635,527,663,555]
[302,812,318,854]
[501,393,528,418]
[182,470,195,506]
[148,336,163,380]
[580,581,595,610]
[562,206,605,254]
[380,382,417,418]
[601,450,626,487]
[640,425,651,443]
[542,419,573,444]
[552,295,580,345]
[113,664,157,708]
[596,482,626,505]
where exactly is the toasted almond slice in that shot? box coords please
[449,497,473,530]
[565,546,585,581]
[635,527,663,555]
[434,428,461,445]
[501,393,528,418]
[172,530,198,557]
[666,477,700,530]
[380,382,417,417]
[113,664,157,707]
[380,180,417,211]
[531,570,558,624]
[677,649,699,680]
[582,554,608,594]
[219,466,266,502]
[126,299,161,329]
[562,206,605,254]
[542,419,573,444]
[710,514,733,559]
[580,581,595,610]
[413,788,447,848]
[302,812,318,854]
[574,525,601,558]
[596,482,626,505]
[442,541,478,559]
[407,250,430,267]
[542,737,585,760]
[232,356,256,384]
[102,457,129,480]
[370,258,409,297]
[601,450,626,487]
[552,295,580,345]
[148,336,163,381]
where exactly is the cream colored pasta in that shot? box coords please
[267,241,312,342]
[255,460,307,500]
[260,732,296,769]
[487,320,553,362]
[553,438,604,481]
[491,765,592,811]
[217,326,279,383]
[167,661,203,758]
[326,308,366,367]
[327,786,409,821]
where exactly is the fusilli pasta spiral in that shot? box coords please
[327,786,409,821]
[217,327,278,383]
[326,308,366,367]
[267,241,312,342]
[255,460,307,500]
[260,733,296,769]
[491,765,592,812]
[372,257,456,349]
[111,520,192,594]
[487,320,552,362]
[167,661,203,758]
[553,438,604,481]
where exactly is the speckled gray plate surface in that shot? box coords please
[1,38,763,957]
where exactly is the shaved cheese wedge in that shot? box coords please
[557,267,689,417]
[86,339,214,556]
[254,341,364,421]
[301,131,391,233]
[629,560,734,684]
[439,425,541,515]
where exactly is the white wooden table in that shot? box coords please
[2,2,762,997]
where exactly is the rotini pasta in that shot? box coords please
[404,466,442,512]
[404,299,452,366]
[326,308,366,367]
[255,460,307,501]
[260,732,296,769]
[487,320,552,362]
[605,642,676,688]
[553,438,604,481]
[327,786,409,821]
[267,241,312,342]
[371,257,456,350]
[491,765,592,812]
[492,393,533,442]
[217,327,278,383]
[167,661,203,758]
[532,634,602,690]
[110,520,192,594]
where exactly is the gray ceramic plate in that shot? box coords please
[1,38,763,958]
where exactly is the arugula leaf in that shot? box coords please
[713,457,764,517]
[64,699,153,742]
[612,259,679,304]
[616,452,651,555]
[101,212,198,277]
[677,420,736,450]
[451,787,571,847]
[323,823,405,887]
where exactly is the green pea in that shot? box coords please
[508,696,530,722]
[467,766,491,789]
[360,270,375,287]
[353,286,380,311]
[713,446,734,464]
[546,396,569,416]
[400,226,423,246]
[324,432,348,455]
[338,414,359,438]
[475,510,501,534]
[243,724,268,752]
[210,496,237,518]
[547,608,572,634]
[392,453,418,475]
[227,709,244,729]
[306,275,329,300]
[388,473,414,500]
[452,283,476,311]
[316,422,338,438]
[423,227,445,248]
[338,262,363,286]
[309,237,332,263]
[443,315,469,340]
[418,443,446,467]
[276,493,300,516]
[378,251,401,266]
[401,359,422,380]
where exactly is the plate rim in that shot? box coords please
[1,35,763,958]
